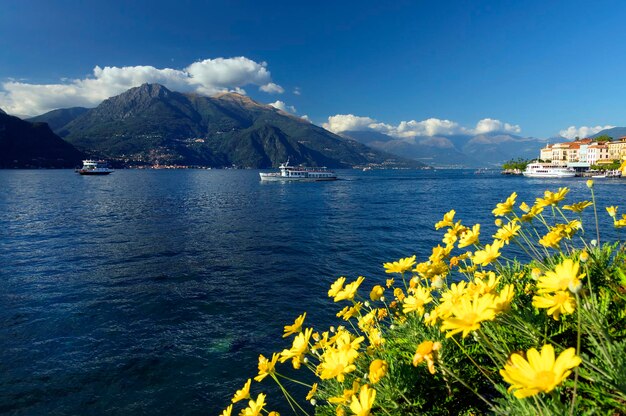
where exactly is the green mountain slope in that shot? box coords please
[60,84,422,168]
[591,127,626,140]
[0,112,84,168]
[27,107,89,133]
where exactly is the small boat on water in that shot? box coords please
[522,163,576,178]
[259,160,337,181]
[77,160,113,175]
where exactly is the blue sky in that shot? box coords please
[1,0,626,138]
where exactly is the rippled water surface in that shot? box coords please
[1,169,624,415]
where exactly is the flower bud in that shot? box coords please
[531,267,542,280]
[587,179,594,188]
[579,250,589,263]
[569,279,582,294]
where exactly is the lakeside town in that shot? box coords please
[503,135,626,176]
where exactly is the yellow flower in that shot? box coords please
[334,276,365,302]
[393,287,406,302]
[435,210,456,229]
[493,284,515,313]
[520,204,544,222]
[268,412,280,416]
[467,271,500,296]
[536,259,584,294]
[493,221,520,244]
[349,385,376,416]
[329,381,360,404]
[402,286,433,315]
[279,328,313,369]
[357,310,376,331]
[255,353,279,382]
[329,277,346,298]
[458,224,480,248]
[492,192,517,216]
[232,378,252,403]
[519,201,530,212]
[368,359,388,384]
[494,218,503,227]
[472,240,504,266]
[337,303,362,320]
[438,280,468,318]
[533,291,576,320]
[385,278,394,288]
[240,393,266,416]
[412,340,441,374]
[500,344,581,398]
[318,349,358,382]
[563,201,593,213]
[369,285,385,301]
[538,229,563,249]
[535,187,569,208]
[220,404,233,416]
[283,312,306,338]
[306,383,318,401]
[606,206,618,218]
[579,250,589,263]
[367,328,385,349]
[440,294,497,338]
[383,255,416,274]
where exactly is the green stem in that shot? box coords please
[569,293,582,415]
[590,188,600,244]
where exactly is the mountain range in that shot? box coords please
[340,130,549,167]
[28,84,422,169]
[10,84,626,169]
[0,108,84,168]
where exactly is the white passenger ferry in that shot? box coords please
[77,160,113,175]
[259,160,337,181]
[522,162,576,178]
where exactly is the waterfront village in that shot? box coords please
[503,136,626,176]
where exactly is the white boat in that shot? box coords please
[522,163,576,178]
[77,160,113,175]
[259,160,337,181]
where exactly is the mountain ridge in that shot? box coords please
[48,83,423,168]
[341,129,547,167]
[0,112,84,168]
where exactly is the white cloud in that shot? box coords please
[559,125,615,140]
[300,115,310,122]
[269,100,297,113]
[293,87,301,96]
[0,57,282,115]
[322,114,377,133]
[259,82,284,94]
[323,114,521,137]
[474,118,521,135]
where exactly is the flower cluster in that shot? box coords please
[220,183,626,415]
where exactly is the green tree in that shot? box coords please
[595,134,613,142]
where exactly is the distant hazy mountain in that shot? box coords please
[27,107,89,133]
[591,127,626,139]
[55,84,422,168]
[0,112,84,168]
[341,130,546,167]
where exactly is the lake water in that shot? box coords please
[0,169,623,415]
